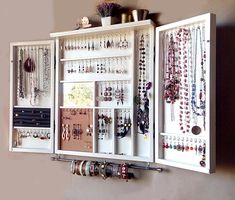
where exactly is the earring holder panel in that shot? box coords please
[60,108,93,152]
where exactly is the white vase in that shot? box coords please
[101,16,113,26]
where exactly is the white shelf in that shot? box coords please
[13,126,51,130]
[60,75,131,83]
[13,105,51,109]
[12,147,53,154]
[94,106,132,109]
[50,20,155,38]
[60,106,93,109]
[60,51,132,62]
[160,132,206,140]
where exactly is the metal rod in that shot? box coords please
[50,155,163,172]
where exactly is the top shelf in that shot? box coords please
[50,20,155,38]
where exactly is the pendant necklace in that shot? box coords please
[191,25,206,134]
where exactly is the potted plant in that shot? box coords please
[97,2,121,26]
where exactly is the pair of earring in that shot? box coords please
[61,124,70,141]
[72,124,82,139]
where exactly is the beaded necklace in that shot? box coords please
[191,25,206,133]
[136,33,150,135]
[18,48,25,99]
[177,28,192,133]
[163,32,180,121]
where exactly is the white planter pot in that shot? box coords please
[101,16,113,26]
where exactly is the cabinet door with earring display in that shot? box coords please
[9,40,55,153]
[155,13,216,173]
[51,21,155,162]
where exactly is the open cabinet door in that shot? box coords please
[155,13,216,173]
[9,40,55,153]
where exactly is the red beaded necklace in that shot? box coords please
[177,28,192,133]
[163,32,180,121]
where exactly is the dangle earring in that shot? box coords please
[61,124,66,141]
[86,125,93,136]
[122,111,132,137]
[122,34,128,48]
[199,141,206,167]
[77,124,82,140]
[115,83,121,105]
[120,83,124,105]
[72,124,77,139]
[65,124,70,141]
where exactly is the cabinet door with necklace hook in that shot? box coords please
[155,13,216,173]
[9,40,55,153]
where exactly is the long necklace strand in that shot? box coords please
[164,32,180,121]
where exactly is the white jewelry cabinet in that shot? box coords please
[9,13,216,173]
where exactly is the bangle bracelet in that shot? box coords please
[79,160,85,176]
[82,161,87,176]
[90,161,99,176]
[89,161,95,176]
[75,161,81,175]
[85,161,91,176]
[70,160,76,174]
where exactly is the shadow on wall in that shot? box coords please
[216,26,235,170]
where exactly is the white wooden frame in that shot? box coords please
[155,13,216,173]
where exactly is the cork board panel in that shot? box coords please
[60,108,93,152]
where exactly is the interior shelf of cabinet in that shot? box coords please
[60,52,132,62]
[59,76,131,83]
[160,132,207,139]
[59,106,93,109]
[13,105,51,109]
[94,106,132,109]
[12,147,52,154]
[13,126,51,130]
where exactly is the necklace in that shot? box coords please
[163,32,180,121]
[18,48,25,98]
[191,25,206,134]
[177,28,191,133]
[136,33,150,135]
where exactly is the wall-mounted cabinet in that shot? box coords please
[9,13,216,173]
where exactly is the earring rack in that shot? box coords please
[51,21,155,162]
